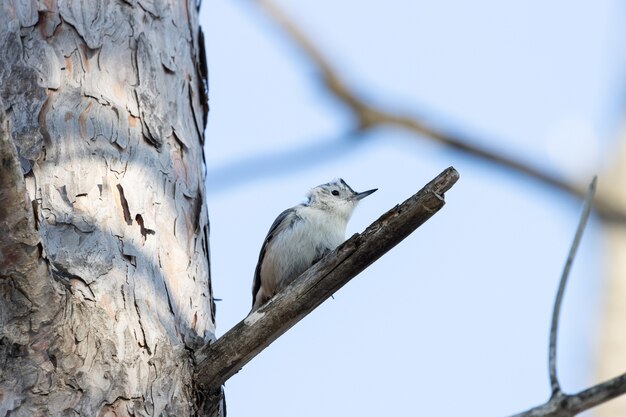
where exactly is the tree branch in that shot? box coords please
[505,177,626,417]
[253,0,626,223]
[509,372,626,417]
[548,177,597,396]
[195,167,460,390]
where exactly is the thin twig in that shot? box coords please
[195,167,460,390]
[548,176,597,396]
[253,0,626,223]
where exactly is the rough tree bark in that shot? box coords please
[0,1,221,416]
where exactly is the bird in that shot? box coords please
[250,178,377,312]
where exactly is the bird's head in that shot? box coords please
[306,178,377,220]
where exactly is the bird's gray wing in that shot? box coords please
[251,207,303,308]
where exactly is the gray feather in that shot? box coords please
[251,207,302,308]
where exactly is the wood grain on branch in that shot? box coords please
[195,167,460,390]
[254,0,626,223]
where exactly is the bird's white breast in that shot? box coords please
[260,205,347,294]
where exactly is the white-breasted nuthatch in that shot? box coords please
[250,179,377,312]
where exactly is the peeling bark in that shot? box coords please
[0,1,219,416]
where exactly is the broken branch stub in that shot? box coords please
[195,167,460,390]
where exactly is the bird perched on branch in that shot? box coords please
[250,179,377,312]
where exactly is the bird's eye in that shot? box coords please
[331,190,340,196]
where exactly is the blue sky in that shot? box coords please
[200,1,624,415]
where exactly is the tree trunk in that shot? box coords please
[595,136,626,417]
[0,1,221,416]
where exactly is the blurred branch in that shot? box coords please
[254,0,626,223]
[206,132,368,196]
[195,167,459,390]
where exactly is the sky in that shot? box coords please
[199,1,625,416]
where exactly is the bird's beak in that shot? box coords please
[355,188,377,200]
